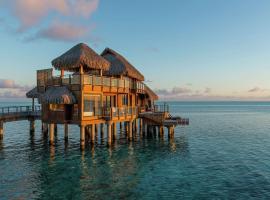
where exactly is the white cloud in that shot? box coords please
[5,0,100,41]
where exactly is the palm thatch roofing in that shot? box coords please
[145,85,158,100]
[101,48,145,81]
[41,86,76,104]
[26,87,40,98]
[52,43,110,72]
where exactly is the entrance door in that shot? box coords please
[65,105,73,121]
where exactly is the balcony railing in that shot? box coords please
[84,106,138,120]
[39,74,145,92]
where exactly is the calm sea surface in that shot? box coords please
[1,101,270,199]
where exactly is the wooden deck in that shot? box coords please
[0,106,41,122]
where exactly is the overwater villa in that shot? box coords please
[0,43,188,148]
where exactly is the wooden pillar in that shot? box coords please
[0,121,3,139]
[49,123,54,145]
[54,124,58,134]
[120,122,123,131]
[42,122,48,134]
[91,124,95,143]
[107,122,112,145]
[100,123,104,138]
[128,120,133,140]
[124,122,128,134]
[134,119,137,132]
[139,118,143,133]
[158,126,164,137]
[32,98,35,111]
[153,126,157,138]
[143,121,147,134]
[95,124,98,135]
[64,124,68,141]
[30,120,35,133]
[80,125,85,149]
[113,122,117,140]
[168,126,175,138]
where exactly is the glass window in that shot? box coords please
[122,94,128,106]
[84,94,101,116]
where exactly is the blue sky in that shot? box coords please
[1,0,270,100]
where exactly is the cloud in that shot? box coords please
[31,21,91,41]
[248,87,262,93]
[0,79,32,98]
[172,87,192,94]
[5,0,100,41]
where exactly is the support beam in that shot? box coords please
[113,122,117,140]
[30,120,35,133]
[54,124,58,134]
[91,124,95,143]
[80,125,85,149]
[107,122,112,145]
[32,98,35,111]
[128,120,133,140]
[49,123,54,145]
[139,118,143,133]
[158,126,164,138]
[64,124,68,141]
[0,121,3,139]
[42,122,48,134]
[100,123,104,138]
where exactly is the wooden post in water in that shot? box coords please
[128,120,133,140]
[80,125,85,149]
[100,123,104,138]
[42,122,48,134]
[139,118,143,134]
[54,124,58,134]
[64,124,68,141]
[91,124,95,143]
[158,126,164,138]
[107,122,112,145]
[30,119,35,133]
[120,122,123,132]
[0,121,3,139]
[113,122,117,140]
[49,123,54,145]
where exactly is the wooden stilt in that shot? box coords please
[100,123,104,139]
[54,124,58,134]
[64,124,68,141]
[107,122,112,145]
[139,118,143,134]
[159,126,164,138]
[91,124,95,143]
[30,120,35,133]
[80,125,85,149]
[120,122,123,131]
[42,122,48,134]
[49,123,54,145]
[95,124,98,135]
[113,122,117,140]
[0,121,3,139]
[128,120,133,140]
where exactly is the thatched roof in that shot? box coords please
[26,87,40,98]
[145,85,158,100]
[101,48,145,81]
[41,86,76,104]
[52,43,110,72]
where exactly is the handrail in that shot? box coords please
[0,106,41,115]
[43,74,145,91]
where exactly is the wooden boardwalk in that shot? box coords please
[0,106,41,139]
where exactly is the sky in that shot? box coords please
[1,0,270,101]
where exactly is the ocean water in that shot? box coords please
[1,101,270,199]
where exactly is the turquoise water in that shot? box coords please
[1,101,270,199]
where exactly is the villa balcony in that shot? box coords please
[37,73,145,94]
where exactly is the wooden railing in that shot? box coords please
[84,106,138,120]
[0,106,41,116]
[41,74,145,93]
